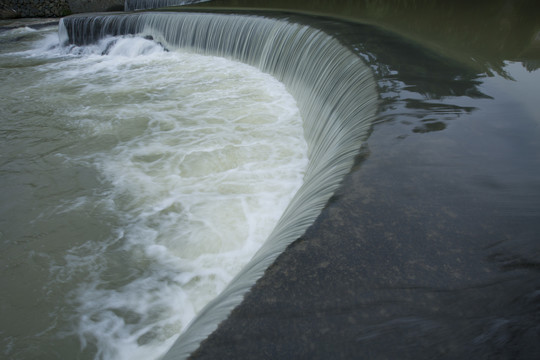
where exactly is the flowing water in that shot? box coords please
[124,0,211,12]
[165,4,540,359]
[10,3,536,359]
[0,24,308,359]
[56,12,378,359]
[1,11,379,359]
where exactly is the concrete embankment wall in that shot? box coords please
[1,0,124,19]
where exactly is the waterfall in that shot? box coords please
[124,0,210,11]
[60,11,378,359]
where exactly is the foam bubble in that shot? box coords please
[42,35,307,359]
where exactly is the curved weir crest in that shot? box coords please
[124,0,211,11]
[60,12,378,358]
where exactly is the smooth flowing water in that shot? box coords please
[2,1,540,358]
[0,24,308,359]
[56,12,378,358]
[125,0,211,11]
[165,3,539,359]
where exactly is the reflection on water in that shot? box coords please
[318,18,487,140]
[182,3,540,359]
[188,0,540,74]
[2,1,540,358]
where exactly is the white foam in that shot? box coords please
[41,35,307,359]
[2,30,56,56]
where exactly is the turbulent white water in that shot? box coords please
[57,11,378,359]
[0,26,307,360]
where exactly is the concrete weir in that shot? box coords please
[61,11,378,359]
[3,0,540,359]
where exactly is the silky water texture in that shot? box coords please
[0,25,307,360]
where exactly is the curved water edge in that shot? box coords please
[124,0,211,12]
[60,12,378,358]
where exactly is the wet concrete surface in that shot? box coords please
[190,13,540,359]
[191,107,540,359]
[5,7,538,360]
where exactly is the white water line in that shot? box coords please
[124,0,211,11]
[60,12,379,359]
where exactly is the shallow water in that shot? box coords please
[2,2,540,359]
[181,9,540,359]
[0,25,307,359]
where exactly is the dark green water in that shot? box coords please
[177,2,540,359]
[2,1,540,359]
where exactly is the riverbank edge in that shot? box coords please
[0,0,124,19]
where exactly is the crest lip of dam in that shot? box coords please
[60,10,379,359]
